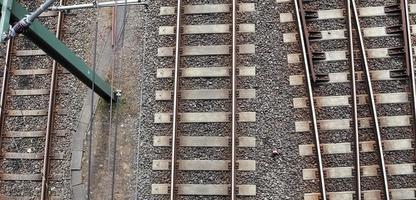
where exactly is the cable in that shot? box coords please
[87,0,99,199]
[110,0,128,199]
[86,0,131,198]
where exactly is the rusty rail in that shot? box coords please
[0,39,12,161]
[40,0,65,199]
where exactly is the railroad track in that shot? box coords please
[152,1,256,199]
[279,0,416,199]
[0,1,70,198]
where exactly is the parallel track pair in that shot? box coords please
[153,0,256,199]
[170,0,239,199]
[0,1,67,199]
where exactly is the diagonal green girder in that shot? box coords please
[1,0,116,102]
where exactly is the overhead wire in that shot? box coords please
[85,0,131,198]
[87,0,99,199]
[110,0,129,199]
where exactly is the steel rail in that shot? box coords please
[0,39,12,163]
[40,0,64,198]
[170,0,182,199]
[350,0,390,199]
[402,0,416,161]
[346,0,361,199]
[231,0,237,199]
[293,0,327,199]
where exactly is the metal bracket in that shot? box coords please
[0,0,117,102]
[115,90,122,97]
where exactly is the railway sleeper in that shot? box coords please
[283,25,416,43]
[5,109,66,116]
[304,188,416,200]
[0,173,63,181]
[290,70,409,86]
[293,92,411,108]
[158,44,255,57]
[155,112,256,123]
[2,152,64,160]
[152,160,255,171]
[151,184,256,196]
[299,139,413,156]
[153,136,256,147]
[303,163,416,180]
[295,115,411,132]
[2,130,66,138]
[159,3,255,16]
[280,4,416,23]
[157,67,256,78]
[159,24,255,35]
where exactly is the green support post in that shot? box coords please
[1,0,116,102]
[0,0,12,37]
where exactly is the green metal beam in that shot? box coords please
[0,0,12,37]
[1,0,116,102]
